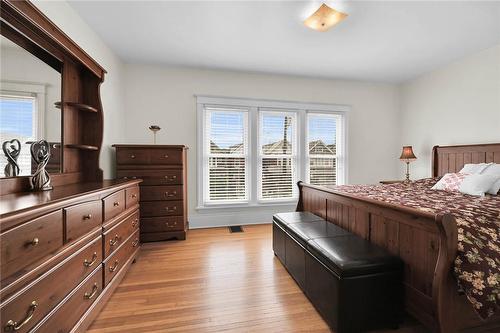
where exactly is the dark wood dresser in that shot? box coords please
[113,145,188,242]
[0,179,141,332]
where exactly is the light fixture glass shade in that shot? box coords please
[304,3,348,32]
[399,146,417,160]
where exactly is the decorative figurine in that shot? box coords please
[2,139,21,177]
[30,140,52,191]
[149,125,161,144]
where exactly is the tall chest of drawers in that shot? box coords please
[0,180,141,333]
[113,145,188,242]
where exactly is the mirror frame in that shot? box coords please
[0,0,106,195]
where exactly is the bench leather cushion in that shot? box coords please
[307,236,403,278]
[284,220,350,247]
[273,212,323,227]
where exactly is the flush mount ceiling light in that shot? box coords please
[304,3,348,32]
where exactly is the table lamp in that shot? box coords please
[399,146,417,183]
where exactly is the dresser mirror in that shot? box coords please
[0,34,62,178]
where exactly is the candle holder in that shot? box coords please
[2,139,21,177]
[30,140,52,191]
[149,125,161,144]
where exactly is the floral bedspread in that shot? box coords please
[327,178,500,319]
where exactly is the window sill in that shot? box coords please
[196,200,297,211]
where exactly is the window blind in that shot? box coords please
[259,111,296,200]
[307,113,337,186]
[204,106,248,203]
[0,94,37,176]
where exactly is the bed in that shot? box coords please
[296,143,500,332]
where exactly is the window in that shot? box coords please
[204,106,249,203]
[307,113,340,186]
[0,94,38,176]
[197,96,348,208]
[259,111,297,200]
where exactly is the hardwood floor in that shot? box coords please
[87,224,428,333]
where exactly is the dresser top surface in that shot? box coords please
[112,144,188,149]
[0,179,141,219]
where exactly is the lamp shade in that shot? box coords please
[399,146,417,160]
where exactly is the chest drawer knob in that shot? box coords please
[164,191,177,197]
[131,193,137,199]
[84,283,99,300]
[5,300,38,331]
[164,154,169,158]
[28,237,39,247]
[82,214,92,220]
[132,219,139,228]
[130,155,136,159]
[83,252,98,267]
[132,238,139,247]
[165,206,177,213]
[109,260,119,272]
[109,235,120,247]
[113,201,120,207]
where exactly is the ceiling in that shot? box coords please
[69,1,500,83]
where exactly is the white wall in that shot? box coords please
[122,65,401,228]
[399,45,500,179]
[33,0,126,179]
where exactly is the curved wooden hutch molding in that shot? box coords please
[0,0,106,195]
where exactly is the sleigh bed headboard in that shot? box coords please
[432,143,500,177]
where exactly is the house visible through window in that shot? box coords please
[0,94,38,176]
[197,96,348,208]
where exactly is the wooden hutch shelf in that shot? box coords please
[65,144,99,151]
[55,101,99,113]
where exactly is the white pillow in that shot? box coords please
[459,163,492,174]
[480,163,500,195]
[459,174,500,196]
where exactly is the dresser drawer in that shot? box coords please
[140,185,183,201]
[140,201,183,217]
[64,201,102,243]
[0,236,102,333]
[32,266,102,333]
[1,210,63,283]
[103,190,126,221]
[141,216,184,232]
[149,148,182,165]
[125,186,140,208]
[116,148,149,165]
[103,210,140,258]
[117,170,183,185]
[103,230,139,286]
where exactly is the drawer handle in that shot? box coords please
[5,300,38,331]
[84,283,99,300]
[28,237,39,247]
[84,252,98,267]
[131,194,137,199]
[130,155,136,159]
[109,235,120,247]
[164,191,177,197]
[83,214,92,220]
[132,218,139,228]
[113,201,120,207]
[132,238,139,247]
[164,175,177,180]
[166,221,178,227]
[165,207,177,213]
[109,260,119,272]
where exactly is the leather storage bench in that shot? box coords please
[273,212,403,333]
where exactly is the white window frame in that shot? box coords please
[203,106,250,205]
[305,112,346,187]
[258,109,298,203]
[0,81,46,139]
[196,95,349,210]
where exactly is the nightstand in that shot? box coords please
[379,180,405,185]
